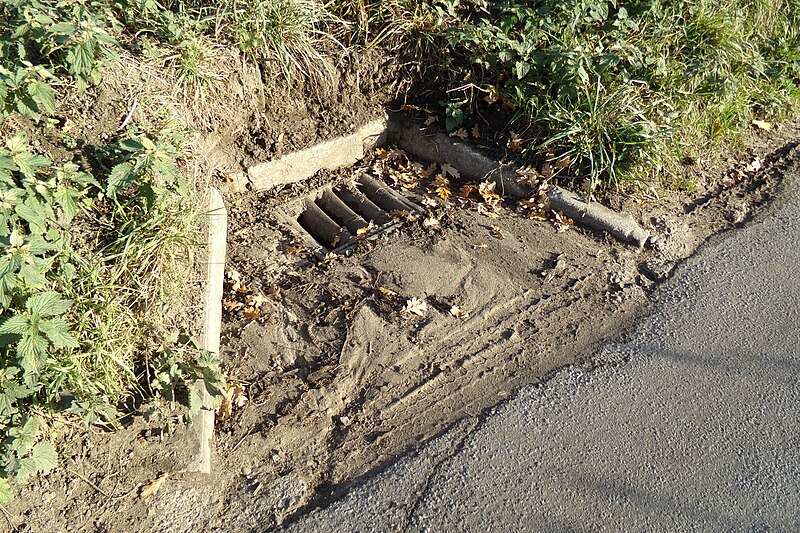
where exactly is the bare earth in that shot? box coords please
[4,95,799,532]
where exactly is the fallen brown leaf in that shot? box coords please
[400,104,433,114]
[450,128,469,140]
[507,132,523,152]
[553,211,575,232]
[402,297,428,318]
[752,119,772,131]
[378,286,399,298]
[420,196,439,208]
[516,166,540,187]
[544,254,567,282]
[744,157,762,173]
[459,184,479,198]
[479,180,500,200]
[441,163,461,179]
[285,245,304,255]
[243,306,261,320]
[423,216,441,228]
[140,473,168,501]
[223,301,243,312]
[450,305,469,319]
[218,382,248,420]
[420,163,438,179]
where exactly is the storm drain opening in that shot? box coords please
[284,174,422,257]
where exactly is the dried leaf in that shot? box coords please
[247,294,271,308]
[450,128,469,140]
[490,225,504,239]
[244,306,261,320]
[441,163,461,179]
[420,163,437,179]
[479,180,499,200]
[540,161,555,180]
[477,203,501,218]
[423,216,441,227]
[744,157,762,173]
[471,124,481,138]
[459,184,479,198]
[424,115,439,126]
[140,473,168,501]
[356,227,370,237]
[400,104,433,114]
[285,245,304,255]
[544,254,567,282]
[223,301,243,312]
[555,154,571,170]
[507,132,523,152]
[500,94,517,112]
[752,119,772,131]
[430,174,452,200]
[421,196,439,208]
[553,211,575,232]
[402,297,428,318]
[218,382,248,420]
[450,305,469,319]
[516,167,540,187]
[378,286,398,298]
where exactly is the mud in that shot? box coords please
[3,49,800,533]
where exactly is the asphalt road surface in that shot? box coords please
[287,175,800,532]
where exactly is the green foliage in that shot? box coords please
[0,132,97,493]
[0,63,57,121]
[1,0,120,89]
[121,0,344,83]
[105,133,184,202]
[0,0,225,503]
[441,0,800,191]
[151,334,226,420]
[0,0,120,121]
[3,416,58,483]
[0,476,12,502]
[0,127,217,500]
[443,99,466,132]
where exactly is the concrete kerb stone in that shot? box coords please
[226,117,389,193]
[388,114,650,247]
[185,188,227,474]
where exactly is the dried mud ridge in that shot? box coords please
[4,127,798,533]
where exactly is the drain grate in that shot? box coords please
[279,174,421,256]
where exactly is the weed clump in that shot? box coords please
[438,0,800,192]
[0,0,224,501]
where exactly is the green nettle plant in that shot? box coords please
[0,0,120,120]
[0,132,99,498]
[106,134,184,201]
[0,129,224,501]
